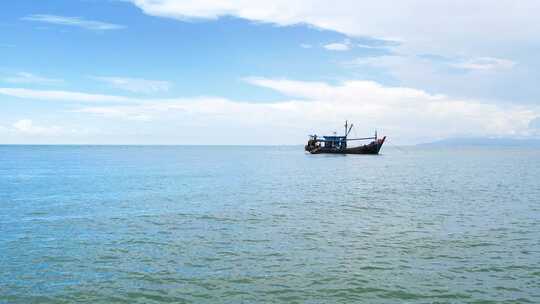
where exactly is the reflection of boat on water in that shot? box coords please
[304,121,386,155]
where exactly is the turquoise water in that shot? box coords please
[1,145,539,303]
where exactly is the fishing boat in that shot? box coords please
[304,121,386,154]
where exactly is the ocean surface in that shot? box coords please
[1,145,539,303]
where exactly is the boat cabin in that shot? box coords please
[322,136,347,150]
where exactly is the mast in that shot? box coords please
[344,120,354,137]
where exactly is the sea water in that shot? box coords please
[1,145,539,303]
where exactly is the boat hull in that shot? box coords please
[307,136,386,155]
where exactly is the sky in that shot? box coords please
[1,0,539,144]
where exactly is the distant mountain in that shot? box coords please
[418,137,540,147]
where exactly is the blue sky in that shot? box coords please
[1,0,539,144]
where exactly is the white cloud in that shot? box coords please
[324,38,353,51]
[345,55,399,68]
[119,0,540,106]
[74,106,153,121]
[91,76,172,93]
[12,119,62,136]
[323,42,350,51]
[4,79,537,143]
[356,44,380,49]
[300,43,312,49]
[344,54,524,102]
[3,72,64,85]
[70,78,539,144]
[451,57,516,71]
[0,88,136,103]
[345,54,515,74]
[124,0,540,105]
[22,14,125,31]
[126,0,540,56]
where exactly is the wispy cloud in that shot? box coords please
[12,119,62,136]
[22,14,125,31]
[74,107,153,121]
[347,54,516,73]
[324,43,349,51]
[323,39,351,51]
[91,76,172,93]
[3,72,63,85]
[6,119,92,138]
[300,43,312,49]
[451,57,516,71]
[357,44,385,49]
[0,88,135,103]
[323,38,396,52]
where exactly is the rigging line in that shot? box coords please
[386,139,408,154]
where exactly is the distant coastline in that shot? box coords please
[418,137,540,147]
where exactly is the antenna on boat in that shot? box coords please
[375,129,378,140]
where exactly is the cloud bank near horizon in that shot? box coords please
[1,78,538,144]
